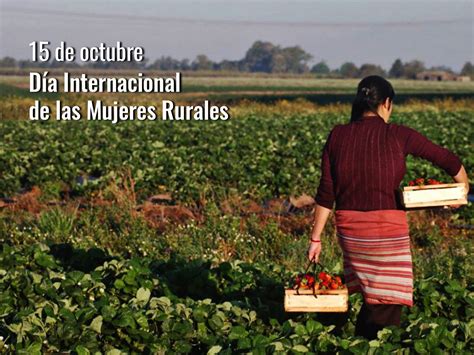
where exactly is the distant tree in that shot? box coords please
[180,58,190,71]
[311,61,330,75]
[389,59,404,78]
[277,46,312,73]
[339,62,359,78]
[48,59,80,69]
[87,58,148,70]
[191,55,214,71]
[460,62,473,77]
[358,63,386,78]
[15,58,67,69]
[402,60,425,79]
[0,56,17,68]
[242,41,277,73]
[270,52,287,73]
[217,60,240,71]
[148,56,182,70]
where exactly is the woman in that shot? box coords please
[307,75,469,339]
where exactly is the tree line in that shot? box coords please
[1,40,472,79]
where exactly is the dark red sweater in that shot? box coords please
[315,114,462,211]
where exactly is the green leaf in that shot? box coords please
[207,345,222,354]
[271,341,285,351]
[236,337,252,350]
[292,344,309,353]
[152,141,165,148]
[101,305,117,321]
[114,311,136,329]
[106,350,123,355]
[114,279,125,289]
[414,339,428,354]
[228,325,248,340]
[295,324,307,336]
[440,332,455,349]
[368,340,380,347]
[89,315,103,334]
[30,272,43,284]
[75,345,91,355]
[136,287,151,305]
[34,251,56,269]
[305,319,323,335]
[209,314,224,331]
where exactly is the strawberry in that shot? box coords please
[329,281,339,290]
[319,272,332,282]
[305,274,315,288]
[415,178,425,186]
[334,276,342,285]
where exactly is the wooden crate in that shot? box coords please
[401,183,467,209]
[284,287,349,312]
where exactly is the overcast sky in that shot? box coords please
[0,0,472,71]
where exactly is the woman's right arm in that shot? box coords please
[397,125,469,196]
[308,128,336,262]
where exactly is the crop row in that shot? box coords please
[1,109,472,202]
[1,244,473,354]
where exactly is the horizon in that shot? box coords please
[0,0,472,72]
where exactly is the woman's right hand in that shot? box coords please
[307,240,322,263]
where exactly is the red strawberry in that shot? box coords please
[329,281,339,290]
[320,272,332,282]
[305,274,315,287]
[415,178,425,186]
[334,276,342,285]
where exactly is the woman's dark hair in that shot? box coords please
[350,75,395,122]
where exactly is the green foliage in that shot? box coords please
[311,61,330,75]
[461,62,473,78]
[37,208,77,239]
[0,109,472,202]
[0,103,473,352]
[0,243,472,353]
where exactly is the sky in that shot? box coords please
[0,0,473,71]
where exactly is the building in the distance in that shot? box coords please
[455,76,471,82]
[416,70,471,81]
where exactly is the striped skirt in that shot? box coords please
[335,209,413,307]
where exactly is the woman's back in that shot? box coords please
[315,114,462,211]
[308,75,468,340]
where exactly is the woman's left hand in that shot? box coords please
[307,240,322,263]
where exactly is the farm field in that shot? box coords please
[1,73,474,105]
[3,72,474,92]
[0,76,473,353]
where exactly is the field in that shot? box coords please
[0,73,473,353]
[1,72,474,112]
